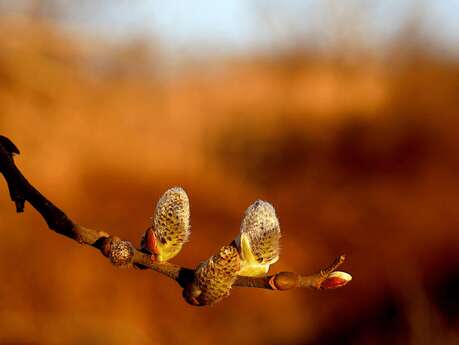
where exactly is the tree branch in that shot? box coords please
[0,135,351,305]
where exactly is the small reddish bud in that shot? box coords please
[321,271,352,289]
[141,227,159,256]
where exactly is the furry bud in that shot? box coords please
[184,245,240,306]
[109,240,135,267]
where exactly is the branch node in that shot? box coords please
[97,237,113,257]
[272,272,300,290]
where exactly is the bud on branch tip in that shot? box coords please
[320,271,352,289]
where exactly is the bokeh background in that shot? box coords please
[1,1,459,344]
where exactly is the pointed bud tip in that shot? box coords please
[250,200,275,213]
[242,200,279,234]
[321,271,352,289]
[164,186,189,199]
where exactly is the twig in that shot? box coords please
[0,135,351,305]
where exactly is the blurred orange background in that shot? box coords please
[0,2,458,344]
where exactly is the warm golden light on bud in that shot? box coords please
[321,271,352,289]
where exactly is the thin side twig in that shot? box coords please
[0,135,350,299]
